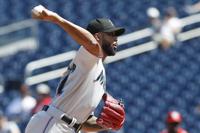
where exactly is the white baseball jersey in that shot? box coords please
[52,46,106,123]
[25,46,106,133]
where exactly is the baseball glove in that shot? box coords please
[96,93,125,130]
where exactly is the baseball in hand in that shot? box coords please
[32,5,45,18]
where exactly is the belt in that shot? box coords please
[42,105,82,132]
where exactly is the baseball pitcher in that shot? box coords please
[25,5,125,133]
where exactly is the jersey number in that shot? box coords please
[56,63,76,95]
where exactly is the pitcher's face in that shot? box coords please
[100,32,118,56]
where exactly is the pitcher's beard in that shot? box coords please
[102,42,116,56]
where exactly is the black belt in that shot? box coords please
[42,105,82,132]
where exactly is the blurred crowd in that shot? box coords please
[0,81,52,133]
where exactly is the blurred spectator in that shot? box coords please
[146,7,162,45]
[159,7,183,49]
[147,7,161,30]
[160,111,188,133]
[32,84,52,114]
[5,83,36,131]
[6,84,36,119]
[0,110,21,133]
[147,7,183,49]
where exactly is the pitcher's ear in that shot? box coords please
[94,33,101,41]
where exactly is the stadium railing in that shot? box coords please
[0,19,38,57]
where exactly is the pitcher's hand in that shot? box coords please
[31,5,58,22]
